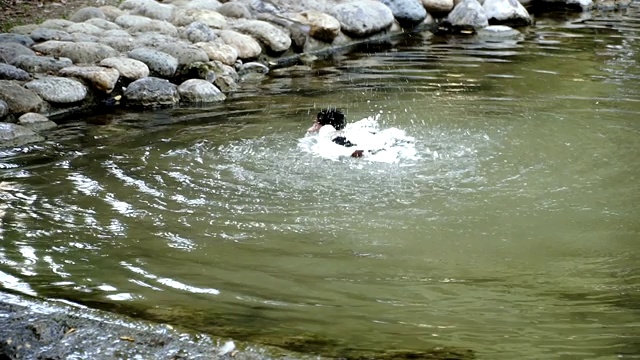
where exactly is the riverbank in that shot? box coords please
[0,0,633,148]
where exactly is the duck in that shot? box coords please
[303,108,416,162]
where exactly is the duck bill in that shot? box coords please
[307,122,323,133]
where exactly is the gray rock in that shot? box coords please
[0,42,36,64]
[476,25,522,40]
[11,55,73,74]
[216,30,262,59]
[99,35,137,53]
[287,11,340,42]
[183,0,223,11]
[156,42,211,65]
[120,0,176,21]
[100,5,126,21]
[0,123,45,148]
[330,0,395,37]
[378,0,427,25]
[216,2,252,19]
[177,79,225,102]
[17,112,57,132]
[539,0,593,9]
[39,19,75,30]
[238,61,269,76]
[7,25,38,36]
[483,0,532,26]
[0,100,8,120]
[0,33,34,47]
[421,0,455,13]
[100,57,150,80]
[128,19,179,37]
[172,8,228,28]
[31,41,118,64]
[0,81,44,114]
[66,23,104,36]
[128,48,179,77]
[183,21,218,43]
[0,63,30,81]
[70,33,101,43]
[232,19,291,53]
[124,77,179,106]
[446,0,489,31]
[114,14,154,28]
[103,29,131,37]
[195,41,238,66]
[69,7,106,22]
[31,28,73,42]
[24,77,88,104]
[133,33,179,48]
[84,18,122,30]
[59,66,120,93]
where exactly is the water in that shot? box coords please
[1,6,640,359]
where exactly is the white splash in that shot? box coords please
[298,114,418,163]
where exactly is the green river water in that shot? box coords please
[1,6,639,360]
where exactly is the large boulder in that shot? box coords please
[330,1,395,37]
[378,0,427,26]
[0,123,45,148]
[24,77,88,104]
[0,81,44,115]
[483,0,532,26]
[124,77,180,106]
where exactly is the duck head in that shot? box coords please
[307,108,346,133]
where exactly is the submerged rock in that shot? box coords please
[330,1,395,37]
[17,112,57,132]
[177,79,226,102]
[24,77,88,104]
[124,76,179,106]
[0,122,45,148]
[128,48,179,78]
[0,81,44,115]
[0,63,30,81]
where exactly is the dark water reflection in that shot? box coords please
[1,4,640,359]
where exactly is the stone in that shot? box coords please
[216,2,252,19]
[31,41,118,64]
[0,81,44,114]
[446,0,489,31]
[99,35,137,53]
[238,61,269,76]
[422,0,455,13]
[195,42,238,66]
[128,19,179,37]
[30,28,74,42]
[120,0,176,21]
[183,21,218,43]
[156,42,209,65]
[11,55,73,74]
[7,25,39,36]
[0,34,34,47]
[288,11,340,43]
[39,19,75,30]
[0,123,45,148]
[177,79,226,102]
[539,0,593,9]
[66,23,104,36]
[232,19,291,53]
[0,64,30,81]
[330,1,395,37]
[0,100,8,120]
[100,5,126,21]
[69,7,106,22]
[24,77,88,104]
[17,113,57,132]
[172,8,228,28]
[378,0,427,26]
[70,33,100,43]
[128,48,179,78]
[84,18,122,31]
[124,77,179,106]
[100,57,150,80]
[216,30,262,59]
[59,66,120,93]
[476,25,522,40]
[0,42,36,64]
[483,0,532,26]
[183,0,223,11]
[114,14,154,28]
